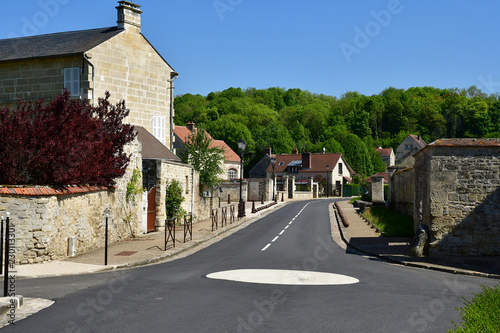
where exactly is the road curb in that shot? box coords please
[15,202,291,279]
[332,203,500,279]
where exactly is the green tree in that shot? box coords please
[341,133,373,179]
[179,128,225,189]
[165,179,185,220]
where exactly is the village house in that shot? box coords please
[376,147,395,171]
[251,148,354,198]
[173,122,241,181]
[395,134,427,164]
[0,1,204,263]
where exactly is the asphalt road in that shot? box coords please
[4,200,497,332]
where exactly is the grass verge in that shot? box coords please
[362,207,414,237]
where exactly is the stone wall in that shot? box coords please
[414,145,500,256]
[0,139,143,264]
[389,167,414,217]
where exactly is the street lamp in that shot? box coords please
[238,139,246,218]
[270,156,276,202]
[326,164,330,198]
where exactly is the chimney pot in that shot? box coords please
[264,147,272,156]
[292,148,299,155]
[186,122,195,132]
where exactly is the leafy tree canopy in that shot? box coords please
[0,91,135,186]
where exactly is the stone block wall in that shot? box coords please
[389,167,415,217]
[0,139,143,264]
[415,145,500,256]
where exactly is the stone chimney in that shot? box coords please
[292,148,299,155]
[186,122,195,132]
[302,152,311,170]
[264,147,272,156]
[116,1,142,32]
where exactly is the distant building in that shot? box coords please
[395,134,427,163]
[251,148,354,196]
[376,147,395,170]
[173,122,241,180]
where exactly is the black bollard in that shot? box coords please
[3,213,10,296]
[104,214,109,266]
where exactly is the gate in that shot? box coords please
[147,186,156,232]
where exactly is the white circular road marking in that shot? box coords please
[206,269,359,286]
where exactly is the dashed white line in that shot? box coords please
[261,244,271,251]
[279,230,285,235]
[271,236,279,242]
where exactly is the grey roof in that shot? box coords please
[288,160,302,167]
[135,126,181,162]
[0,27,123,62]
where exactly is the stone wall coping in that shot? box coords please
[0,185,111,196]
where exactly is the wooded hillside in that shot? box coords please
[174,86,500,179]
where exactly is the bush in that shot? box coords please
[0,91,135,186]
[165,180,185,221]
[449,282,500,332]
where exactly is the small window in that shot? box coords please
[279,161,284,166]
[338,163,343,175]
[64,67,80,96]
[152,116,166,145]
[228,168,237,180]
[185,176,189,194]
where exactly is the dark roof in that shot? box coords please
[266,153,355,174]
[0,27,122,62]
[408,134,427,149]
[135,126,181,161]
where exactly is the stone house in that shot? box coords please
[253,148,354,197]
[395,134,427,162]
[376,147,395,171]
[173,122,242,181]
[0,2,202,262]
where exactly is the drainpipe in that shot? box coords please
[168,72,179,151]
[83,53,95,106]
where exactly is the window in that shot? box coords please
[152,116,166,145]
[228,168,237,180]
[185,175,189,194]
[338,163,343,175]
[64,67,80,96]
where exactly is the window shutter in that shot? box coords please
[64,67,80,96]
[152,116,166,145]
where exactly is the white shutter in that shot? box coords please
[152,116,166,145]
[64,67,80,96]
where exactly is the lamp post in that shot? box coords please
[271,157,276,202]
[326,164,330,198]
[238,139,246,218]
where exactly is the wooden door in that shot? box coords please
[147,186,156,232]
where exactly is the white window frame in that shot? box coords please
[152,116,166,145]
[228,168,237,180]
[64,67,81,96]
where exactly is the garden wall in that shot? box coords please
[0,139,143,264]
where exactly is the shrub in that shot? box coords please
[449,282,500,332]
[0,91,135,186]
[165,179,185,221]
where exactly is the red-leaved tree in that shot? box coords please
[0,91,136,186]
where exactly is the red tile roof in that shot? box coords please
[266,153,353,174]
[430,138,500,147]
[365,172,389,183]
[376,147,393,157]
[0,185,109,196]
[173,125,239,162]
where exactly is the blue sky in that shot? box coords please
[2,0,500,97]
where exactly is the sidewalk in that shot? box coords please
[334,199,500,279]
[14,200,286,279]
